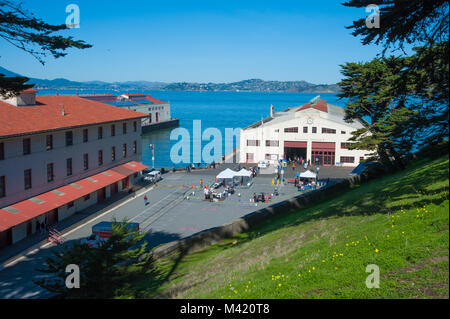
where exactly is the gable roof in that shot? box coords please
[296,98,328,113]
[0,95,148,138]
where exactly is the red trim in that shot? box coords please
[284,141,307,148]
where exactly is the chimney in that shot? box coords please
[0,88,37,106]
[270,104,274,117]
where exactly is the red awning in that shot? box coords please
[284,141,307,148]
[312,142,335,151]
[0,161,148,231]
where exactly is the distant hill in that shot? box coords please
[164,79,339,93]
[0,66,339,93]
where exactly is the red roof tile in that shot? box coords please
[0,95,148,138]
[296,99,328,113]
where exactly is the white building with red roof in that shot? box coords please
[0,90,149,248]
[239,96,369,167]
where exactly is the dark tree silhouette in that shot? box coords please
[0,0,91,96]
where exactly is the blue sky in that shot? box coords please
[1,0,393,84]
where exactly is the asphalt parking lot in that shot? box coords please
[0,162,354,298]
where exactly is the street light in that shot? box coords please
[149,144,155,170]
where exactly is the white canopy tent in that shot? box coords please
[234,168,252,177]
[234,168,253,187]
[299,170,317,179]
[216,168,237,179]
[216,168,238,186]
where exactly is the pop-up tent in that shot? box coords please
[234,168,253,186]
[216,168,238,186]
[299,170,317,179]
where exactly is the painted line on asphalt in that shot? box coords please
[129,188,182,222]
[1,184,157,270]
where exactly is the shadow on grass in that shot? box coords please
[134,155,449,298]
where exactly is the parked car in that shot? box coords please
[143,170,162,183]
[211,182,222,189]
[258,160,270,168]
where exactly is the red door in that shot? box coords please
[47,209,58,225]
[0,228,13,248]
[97,187,106,203]
[122,177,129,189]
[27,221,32,236]
[111,182,118,195]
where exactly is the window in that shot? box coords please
[83,129,89,143]
[46,135,53,151]
[83,153,89,170]
[123,144,127,158]
[0,176,5,198]
[66,131,73,146]
[149,113,152,123]
[265,140,279,147]
[341,142,353,149]
[340,156,355,163]
[24,169,32,190]
[67,201,74,209]
[98,150,103,166]
[133,141,137,154]
[47,163,54,182]
[111,124,116,137]
[284,127,298,133]
[156,112,159,123]
[312,127,317,133]
[322,127,336,134]
[112,146,116,161]
[303,127,308,133]
[246,153,254,162]
[0,142,4,160]
[133,121,137,132]
[123,122,127,134]
[98,126,103,140]
[84,194,90,201]
[23,138,31,155]
[341,131,346,134]
[247,140,260,146]
[66,158,72,176]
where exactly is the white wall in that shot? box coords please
[239,110,369,166]
[0,120,142,208]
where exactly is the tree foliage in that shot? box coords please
[0,0,91,96]
[339,0,449,169]
[34,219,156,299]
[342,0,449,52]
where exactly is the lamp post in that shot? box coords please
[149,144,155,170]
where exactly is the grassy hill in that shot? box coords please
[129,155,449,299]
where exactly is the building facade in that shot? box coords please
[80,93,179,133]
[0,90,148,248]
[239,96,369,167]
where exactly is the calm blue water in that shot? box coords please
[38,90,346,169]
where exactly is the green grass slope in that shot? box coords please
[134,155,449,299]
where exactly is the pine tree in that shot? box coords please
[34,219,156,298]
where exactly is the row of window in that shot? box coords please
[148,106,164,111]
[0,122,137,159]
[0,141,137,197]
[283,126,345,134]
[246,140,353,149]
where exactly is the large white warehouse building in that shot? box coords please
[239,96,369,167]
